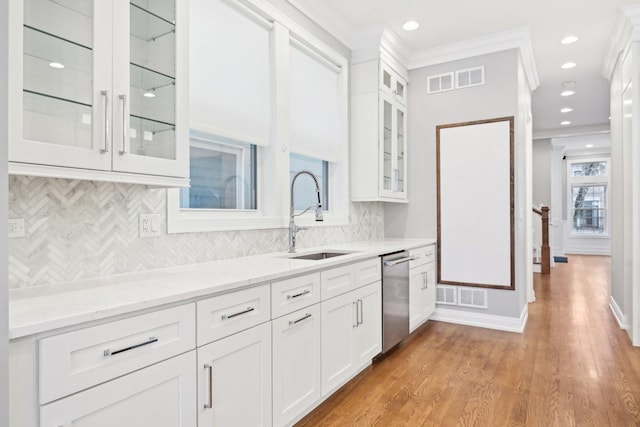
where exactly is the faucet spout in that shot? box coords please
[289,170,323,253]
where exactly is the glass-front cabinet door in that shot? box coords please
[9,0,188,182]
[378,91,407,200]
[112,0,187,177]
[12,0,113,170]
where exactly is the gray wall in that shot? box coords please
[385,49,528,318]
[1,0,9,422]
[532,139,551,207]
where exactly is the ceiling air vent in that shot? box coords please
[458,287,488,309]
[427,72,454,94]
[436,285,457,305]
[456,66,485,89]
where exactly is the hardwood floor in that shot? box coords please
[297,255,640,426]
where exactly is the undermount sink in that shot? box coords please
[288,251,353,260]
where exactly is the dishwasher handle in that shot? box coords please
[383,256,416,267]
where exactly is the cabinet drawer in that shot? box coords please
[272,273,320,318]
[355,258,381,287]
[321,264,356,300]
[197,284,271,346]
[39,304,196,405]
[410,245,436,269]
[40,351,197,427]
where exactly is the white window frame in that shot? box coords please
[566,157,610,238]
[167,0,349,233]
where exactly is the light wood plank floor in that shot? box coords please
[297,255,640,426]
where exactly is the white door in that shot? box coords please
[321,291,357,396]
[11,0,113,170]
[198,322,272,427]
[40,351,197,426]
[353,282,382,367]
[272,305,321,426]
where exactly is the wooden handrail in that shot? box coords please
[540,206,550,274]
[532,207,543,216]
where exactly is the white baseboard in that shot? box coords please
[432,304,528,333]
[533,263,541,273]
[609,296,629,330]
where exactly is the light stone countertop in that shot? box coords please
[9,238,436,339]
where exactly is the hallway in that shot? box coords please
[298,256,640,426]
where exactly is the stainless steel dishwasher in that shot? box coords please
[381,250,412,353]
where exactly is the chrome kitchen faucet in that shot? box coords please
[289,170,323,253]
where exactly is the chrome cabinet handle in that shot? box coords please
[100,90,109,153]
[203,364,213,409]
[118,94,127,155]
[287,289,311,299]
[353,301,358,328]
[289,313,312,325]
[358,299,364,325]
[221,306,255,320]
[422,272,428,290]
[103,336,157,357]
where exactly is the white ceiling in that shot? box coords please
[289,0,639,136]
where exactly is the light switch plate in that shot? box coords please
[139,214,161,238]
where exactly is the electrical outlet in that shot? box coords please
[8,218,25,238]
[139,214,161,238]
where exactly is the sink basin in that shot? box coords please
[288,251,353,260]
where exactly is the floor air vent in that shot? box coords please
[436,285,457,305]
[458,287,488,309]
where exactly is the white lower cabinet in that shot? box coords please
[197,321,272,427]
[321,281,381,396]
[409,261,436,332]
[272,304,321,426]
[40,351,197,427]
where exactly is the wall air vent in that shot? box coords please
[427,72,454,94]
[458,287,488,309]
[456,66,485,89]
[436,285,457,305]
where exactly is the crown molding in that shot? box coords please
[408,27,540,91]
[533,123,610,140]
[602,4,640,81]
[284,0,355,48]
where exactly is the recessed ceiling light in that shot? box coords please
[561,121,571,126]
[49,62,65,69]
[143,91,156,98]
[561,62,577,70]
[402,20,420,31]
[561,35,579,45]
[585,144,594,148]
[561,90,575,97]
[561,107,573,113]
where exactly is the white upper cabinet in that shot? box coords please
[351,40,409,202]
[9,0,189,186]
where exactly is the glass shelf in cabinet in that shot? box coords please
[130,3,175,43]
[23,26,93,106]
[23,0,94,49]
[129,115,176,160]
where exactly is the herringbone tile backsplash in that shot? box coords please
[8,176,384,289]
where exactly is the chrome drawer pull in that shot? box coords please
[103,336,158,357]
[204,364,213,409]
[287,289,311,299]
[289,313,312,325]
[221,306,255,320]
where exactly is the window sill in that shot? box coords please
[568,233,610,239]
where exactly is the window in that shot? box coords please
[180,132,257,210]
[290,153,328,211]
[167,0,349,233]
[571,185,606,234]
[571,161,607,177]
[567,158,609,236]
